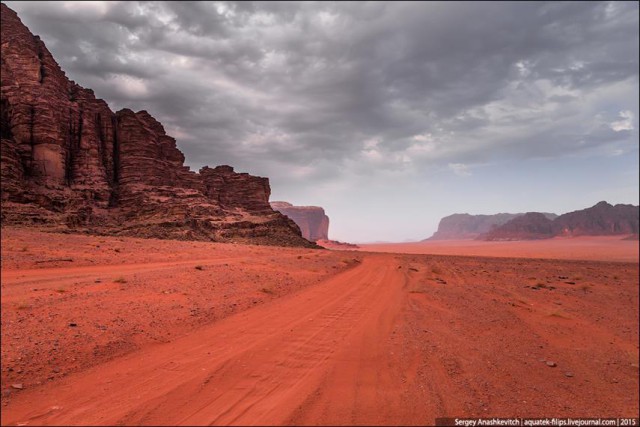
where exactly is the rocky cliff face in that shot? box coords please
[481,212,556,241]
[552,201,639,237]
[478,202,639,241]
[271,202,329,241]
[427,211,561,241]
[427,213,526,240]
[0,4,313,247]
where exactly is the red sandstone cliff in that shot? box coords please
[270,202,329,241]
[0,4,313,247]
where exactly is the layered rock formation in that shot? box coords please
[270,202,329,241]
[481,212,555,241]
[0,4,314,247]
[552,201,639,237]
[479,202,639,241]
[427,213,557,240]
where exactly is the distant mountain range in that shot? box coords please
[427,202,639,241]
[427,212,558,240]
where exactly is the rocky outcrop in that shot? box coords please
[427,213,556,240]
[481,212,555,241]
[271,202,329,241]
[552,201,639,237]
[0,4,314,247]
[316,239,359,250]
[478,202,639,241]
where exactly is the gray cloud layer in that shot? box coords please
[5,1,639,213]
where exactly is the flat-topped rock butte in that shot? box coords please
[271,201,330,242]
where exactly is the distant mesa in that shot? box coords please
[429,202,639,241]
[483,201,639,241]
[481,212,555,241]
[427,212,557,240]
[551,201,639,238]
[271,201,329,242]
[0,4,314,247]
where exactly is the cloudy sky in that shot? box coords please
[5,1,639,242]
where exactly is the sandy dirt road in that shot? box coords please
[2,245,638,425]
[2,255,415,425]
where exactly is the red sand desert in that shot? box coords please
[1,228,638,425]
[358,236,639,262]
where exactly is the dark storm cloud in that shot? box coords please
[5,0,638,182]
